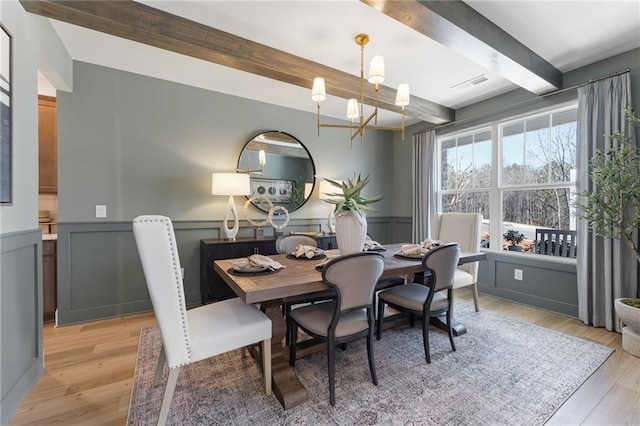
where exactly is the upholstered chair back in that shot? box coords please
[432,212,482,277]
[323,252,384,311]
[133,215,191,369]
[275,234,319,254]
[423,243,460,292]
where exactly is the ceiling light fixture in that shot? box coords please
[311,33,410,148]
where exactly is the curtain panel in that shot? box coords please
[576,72,638,331]
[412,130,436,243]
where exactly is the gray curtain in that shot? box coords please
[412,130,437,243]
[576,72,637,331]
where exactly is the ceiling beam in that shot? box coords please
[20,0,454,124]
[362,0,563,94]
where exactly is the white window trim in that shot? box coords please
[436,100,578,255]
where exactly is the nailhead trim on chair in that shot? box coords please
[136,216,192,365]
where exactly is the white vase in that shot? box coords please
[335,210,367,255]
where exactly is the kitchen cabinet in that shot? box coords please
[38,95,57,193]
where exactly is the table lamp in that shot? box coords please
[319,180,342,234]
[211,173,250,240]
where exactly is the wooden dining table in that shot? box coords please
[214,243,485,410]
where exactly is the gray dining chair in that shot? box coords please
[133,215,272,425]
[376,243,460,363]
[277,234,337,346]
[289,252,384,406]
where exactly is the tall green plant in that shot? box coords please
[575,108,640,264]
[323,174,383,217]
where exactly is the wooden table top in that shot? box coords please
[214,243,486,305]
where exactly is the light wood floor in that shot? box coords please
[9,291,640,425]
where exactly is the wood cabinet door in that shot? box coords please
[38,96,57,193]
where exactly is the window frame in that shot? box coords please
[436,100,578,254]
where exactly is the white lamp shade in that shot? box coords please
[211,173,250,196]
[304,183,314,199]
[346,99,359,119]
[319,180,342,200]
[395,84,410,106]
[258,149,266,165]
[367,55,385,85]
[311,77,326,102]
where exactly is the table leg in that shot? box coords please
[429,316,467,336]
[261,300,307,410]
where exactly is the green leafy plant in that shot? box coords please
[503,229,525,247]
[575,107,640,264]
[323,174,383,217]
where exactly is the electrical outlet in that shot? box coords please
[514,269,523,281]
[95,205,107,218]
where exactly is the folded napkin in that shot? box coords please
[420,238,442,250]
[233,254,285,271]
[293,244,324,259]
[396,239,442,256]
[363,240,385,251]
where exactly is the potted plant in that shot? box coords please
[324,174,383,254]
[575,107,640,357]
[503,229,525,251]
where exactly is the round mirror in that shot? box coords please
[238,131,316,214]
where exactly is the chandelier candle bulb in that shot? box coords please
[395,84,410,107]
[347,99,359,120]
[258,149,266,166]
[311,77,326,101]
[367,55,385,85]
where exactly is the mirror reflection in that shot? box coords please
[238,131,315,214]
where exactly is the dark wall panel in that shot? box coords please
[0,230,44,424]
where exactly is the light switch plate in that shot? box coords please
[95,205,107,218]
[514,269,523,281]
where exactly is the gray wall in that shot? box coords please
[0,230,43,425]
[55,61,399,325]
[0,3,72,423]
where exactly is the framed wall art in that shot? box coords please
[250,178,295,204]
[1,24,12,204]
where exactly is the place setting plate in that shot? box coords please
[393,252,425,260]
[228,265,280,276]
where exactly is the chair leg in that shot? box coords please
[447,309,456,352]
[157,367,180,426]
[289,324,298,367]
[284,302,292,346]
[262,338,272,396]
[367,332,378,386]
[154,345,167,387]
[328,340,336,406]
[472,283,480,312]
[422,318,431,364]
[376,300,385,341]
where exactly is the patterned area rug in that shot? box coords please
[127,302,612,425]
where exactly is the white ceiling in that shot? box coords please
[40,0,640,126]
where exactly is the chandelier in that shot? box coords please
[311,33,410,148]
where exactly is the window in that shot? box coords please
[437,103,577,255]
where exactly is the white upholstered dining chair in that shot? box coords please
[133,215,272,426]
[431,212,483,311]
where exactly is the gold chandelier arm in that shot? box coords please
[317,101,321,137]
